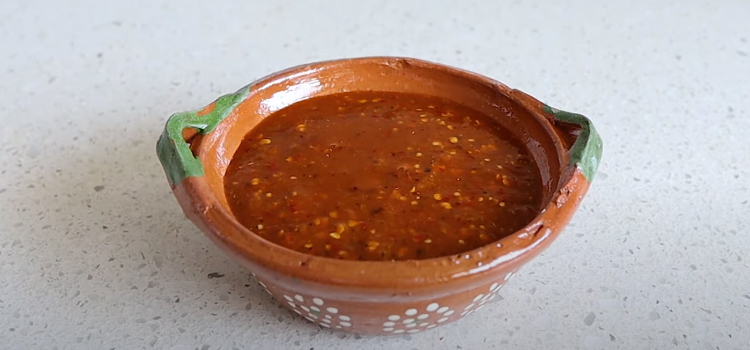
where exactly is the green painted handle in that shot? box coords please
[156,86,251,186]
[543,105,603,182]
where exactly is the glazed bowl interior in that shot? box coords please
[187,57,573,294]
[197,58,565,212]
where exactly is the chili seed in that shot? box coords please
[449,137,459,144]
[251,178,260,185]
[453,192,461,197]
[499,202,506,207]
[397,247,410,258]
[265,193,273,198]
[329,211,338,218]
[348,220,360,227]
[411,201,418,205]
[367,241,380,250]
[259,138,272,145]
[329,232,341,239]
[432,141,442,146]
[304,243,313,249]
[416,152,422,157]
[257,224,264,230]
[440,202,452,209]
[433,194,442,200]
[424,239,433,243]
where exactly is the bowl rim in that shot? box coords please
[161,56,600,292]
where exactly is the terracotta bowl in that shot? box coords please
[156,57,602,335]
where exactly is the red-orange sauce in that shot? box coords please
[224,92,542,261]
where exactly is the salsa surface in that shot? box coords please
[224,92,542,261]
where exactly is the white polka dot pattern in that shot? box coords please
[379,272,515,334]
[278,293,352,329]
[381,303,456,334]
[264,269,516,334]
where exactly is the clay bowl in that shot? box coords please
[156,57,602,335]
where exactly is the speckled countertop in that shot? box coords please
[1,0,749,349]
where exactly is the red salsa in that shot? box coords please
[224,92,542,261]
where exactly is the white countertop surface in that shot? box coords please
[2,0,749,349]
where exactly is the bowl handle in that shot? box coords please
[543,105,603,182]
[156,87,250,186]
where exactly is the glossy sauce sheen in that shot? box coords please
[224,92,543,261]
